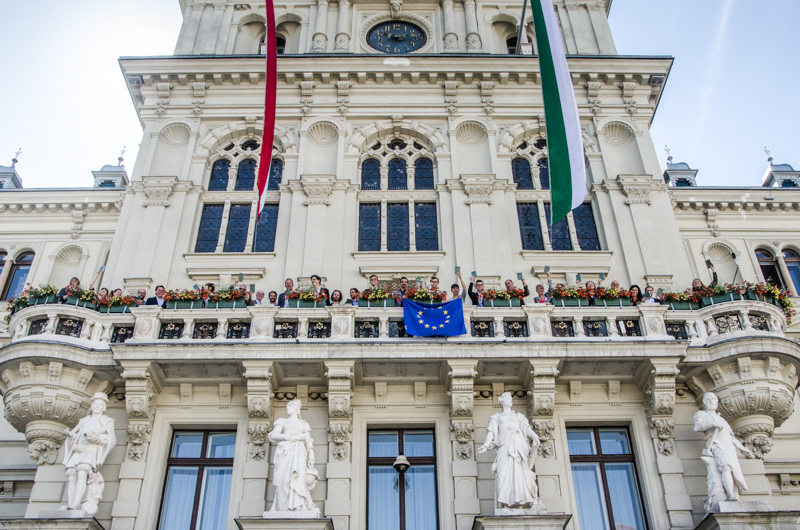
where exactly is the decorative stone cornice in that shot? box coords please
[457,174,496,204]
[616,175,653,205]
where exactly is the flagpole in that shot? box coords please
[514,0,527,55]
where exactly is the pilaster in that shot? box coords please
[241,361,275,517]
[447,360,480,530]
[324,361,354,530]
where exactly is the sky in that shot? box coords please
[0,0,798,188]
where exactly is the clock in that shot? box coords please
[367,21,427,54]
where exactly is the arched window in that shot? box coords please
[209,159,231,191]
[506,37,518,54]
[388,158,407,190]
[268,158,283,191]
[276,36,286,54]
[235,159,257,191]
[784,250,800,292]
[511,158,533,189]
[755,249,783,287]
[3,252,34,300]
[361,159,381,190]
[414,158,434,190]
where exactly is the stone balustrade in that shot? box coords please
[5,297,787,347]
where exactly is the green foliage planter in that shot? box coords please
[31,295,57,305]
[285,300,327,309]
[363,299,396,308]
[485,298,522,308]
[667,301,701,311]
[66,295,96,310]
[168,300,200,310]
[552,297,581,308]
[601,298,631,308]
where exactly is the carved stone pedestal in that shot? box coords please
[235,518,333,530]
[472,514,572,530]
[694,509,800,530]
[0,518,105,530]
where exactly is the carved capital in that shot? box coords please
[459,175,495,205]
[448,360,477,419]
[451,420,474,460]
[301,176,335,206]
[617,175,652,205]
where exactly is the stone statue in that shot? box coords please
[62,392,116,516]
[693,392,755,513]
[265,399,320,518]
[477,392,546,515]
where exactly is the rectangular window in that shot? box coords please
[414,203,439,251]
[253,204,279,252]
[368,429,438,530]
[387,203,410,251]
[573,203,601,251]
[359,203,382,251]
[195,204,224,253]
[544,204,573,251]
[223,204,252,252]
[566,427,646,530]
[158,430,236,530]
[517,203,544,251]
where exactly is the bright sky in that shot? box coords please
[1,0,797,188]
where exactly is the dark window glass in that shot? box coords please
[506,37,518,54]
[209,160,230,191]
[534,139,547,150]
[276,37,286,54]
[780,180,798,188]
[387,203,410,251]
[756,250,784,287]
[512,158,534,190]
[784,250,800,292]
[99,180,116,187]
[194,205,224,253]
[267,158,283,191]
[388,158,408,190]
[415,203,438,251]
[538,158,550,190]
[567,427,646,530]
[573,203,601,250]
[388,139,407,151]
[253,204,279,252]
[223,204,252,252]
[675,179,692,187]
[158,430,235,530]
[241,140,260,152]
[3,252,34,300]
[362,158,381,190]
[235,159,257,191]
[368,429,437,530]
[359,203,381,251]
[414,158,435,190]
[517,204,544,251]
[545,204,572,251]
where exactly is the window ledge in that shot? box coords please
[352,251,445,261]
[519,250,613,272]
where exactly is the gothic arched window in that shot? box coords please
[268,158,283,191]
[414,158,434,190]
[361,158,381,190]
[512,158,533,189]
[241,139,260,152]
[209,159,231,191]
[235,159,257,191]
[388,158,407,190]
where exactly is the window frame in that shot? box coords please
[157,430,236,530]
[566,426,648,530]
[366,428,439,530]
[2,252,34,300]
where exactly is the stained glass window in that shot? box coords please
[414,203,438,251]
[414,158,435,190]
[241,140,260,152]
[388,158,408,190]
[235,159,256,191]
[209,160,230,191]
[195,204,224,253]
[253,204,279,252]
[538,158,550,190]
[573,203,600,250]
[362,158,381,190]
[387,203,410,251]
[223,204,252,252]
[359,203,381,251]
[545,204,572,251]
[517,203,544,251]
[512,158,534,189]
[267,159,282,191]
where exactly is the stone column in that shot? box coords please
[775,254,799,296]
[447,360,480,530]
[111,362,163,530]
[334,0,351,51]
[241,361,274,516]
[463,0,482,51]
[175,1,204,54]
[441,0,458,50]
[205,2,227,54]
[0,361,113,516]
[300,176,335,276]
[324,361,355,530]
[638,359,693,530]
[311,0,330,51]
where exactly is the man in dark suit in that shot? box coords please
[145,285,167,307]
[467,277,487,307]
[276,278,294,307]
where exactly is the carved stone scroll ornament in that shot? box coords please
[27,430,66,465]
[451,420,475,460]
[121,362,161,462]
[248,423,270,461]
[243,361,274,462]
[328,421,353,460]
[532,420,556,459]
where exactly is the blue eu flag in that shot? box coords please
[403,298,467,337]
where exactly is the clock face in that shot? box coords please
[367,22,426,54]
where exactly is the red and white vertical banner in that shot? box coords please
[256,0,278,217]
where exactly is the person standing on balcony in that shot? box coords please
[277,278,294,308]
[145,285,167,307]
[629,285,643,306]
[468,276,486,307]
[310,275,329,303]
[642,285,661,304]
[366,274,380,292]
[58,277,80,303]
[394,276,410,306]
[504,277,530,304]
[346,288,360,306]
[251,290,266,306]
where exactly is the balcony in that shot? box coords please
[5,297,788,350]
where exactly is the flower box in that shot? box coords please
[668,301,700,311]
[99,305,134,314]
[702,294,736,306]
[287,300,326,309]
[31,295,57,305]
[552,297,581,308]
[169,300,199,310]
[602,298,631,308]
[486,298,522,308]
[363,298,396,308]
[66,295,96,310]
[212,300,247,309]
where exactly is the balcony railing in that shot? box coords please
[5,298,788,349]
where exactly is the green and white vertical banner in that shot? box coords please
[529,0,588,225]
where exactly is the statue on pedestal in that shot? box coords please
[477,392,546,515]
[693,392,755,513]
[62,392,116,516]
[265,399,320,518]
